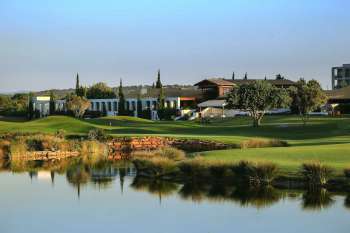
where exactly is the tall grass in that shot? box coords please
[133,157,179,177]
[0,140,10,159]
[240,138,288,149]
[132,147,186,161]
[301,162,333,186]
[231,161,278,186]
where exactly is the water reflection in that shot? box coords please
[0,157,349,212]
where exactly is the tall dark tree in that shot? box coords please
[137,92,143,117]
[28,92,34,120]
[232,71,235,80]
[75,73,80,94]
[156,69,162,88]
[118,79,126,115]
[49,90,55,115]
[276,74,285,80]
[244,72,248,80]
[158,86,165,110]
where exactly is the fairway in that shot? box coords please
[1,115,350,173]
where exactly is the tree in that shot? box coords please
[86,82,116,99]
[28,93,34,119]
[276,74,285,80]
[156,69,162,88]
[75,73,81,96]
[49,91,55,115]
[157,86,165,110]
[232,71,235,80]
[226,80,291,127]
[118,79,126,115]
[66,95,90,118]
[289,79,327,125]
[244,72,248,80]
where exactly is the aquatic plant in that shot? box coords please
[301,162,333,186]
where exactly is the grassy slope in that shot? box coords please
[0,115,350,172]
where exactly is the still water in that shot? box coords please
[0,159,349,233]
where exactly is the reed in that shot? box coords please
[301,162,333,186]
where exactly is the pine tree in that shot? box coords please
[75,73,80,95]
[49,90,55,115]
[232,71,235,80]
[156,69,162,88]
[244,72,248,80]
[118,79,126,115]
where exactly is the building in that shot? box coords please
[32,96,51,117]
[325,85,350,104]
[32,87,202,120]
[194,78,295,100]
[332,64,350,89]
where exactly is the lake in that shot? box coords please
[0,159,349,233]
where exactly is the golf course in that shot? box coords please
[1,115,350,174]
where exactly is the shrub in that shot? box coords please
[178,157,209,178]
[88,128,108,141]
[208,161,231,178]
[132,147,186,161]
[133,158,179,177]
[240,139,288,149]
[55,129,66,139]
[231,161,278,186]
[0,140,11,159]
[158,108,177,120]
[344,168,350,178]
[80,140,107,156]
[301,162,333,186]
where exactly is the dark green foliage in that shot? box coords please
[157,108,177,120]
[231,161,278,186]
[301,162,333,186]
[157,87,165,110]
[289,79,327,125]
[87,128,108,141]
[155,69,162,88]
[28,93,34,119]
[138,109,152,119]
[275,74,285,80]
[75,73,80,93]
[344,168,350,178]
[334,104,350,114]
[86,82,116,99]
[49,91,55,115]
[226,80,291,127]
[118,79,126,115]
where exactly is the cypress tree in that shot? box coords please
[28,92,34,120]
[49,90,55,115]
[244,72,248,80]
[75,73,80,95]
[155,69,162,88]
[158,86,165,110]
[118,79,126,115]
[232,71,235,80]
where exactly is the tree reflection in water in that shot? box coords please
[1,157,347,211]
[131,177,179,204]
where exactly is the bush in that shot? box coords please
[334,104,350,114]
[55,129,66,139]
[240,139,289,149]
[231,161,278,186]
[301,162,333,185]
[88,128,108,141]
[0,140,11,159]
[132,147,186,161]
[178,158,209,178]
[344,168,350,178]
[138,109,152,119]
[158,108,177,120]
[133,158,179,177]
[208,161,231,178]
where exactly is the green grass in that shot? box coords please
[201,143,350,175]
[0,114,350,174]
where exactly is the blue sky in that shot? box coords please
[0,0,349,92]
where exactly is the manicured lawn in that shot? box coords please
[0,115,350,174]
[200,143,350,175]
